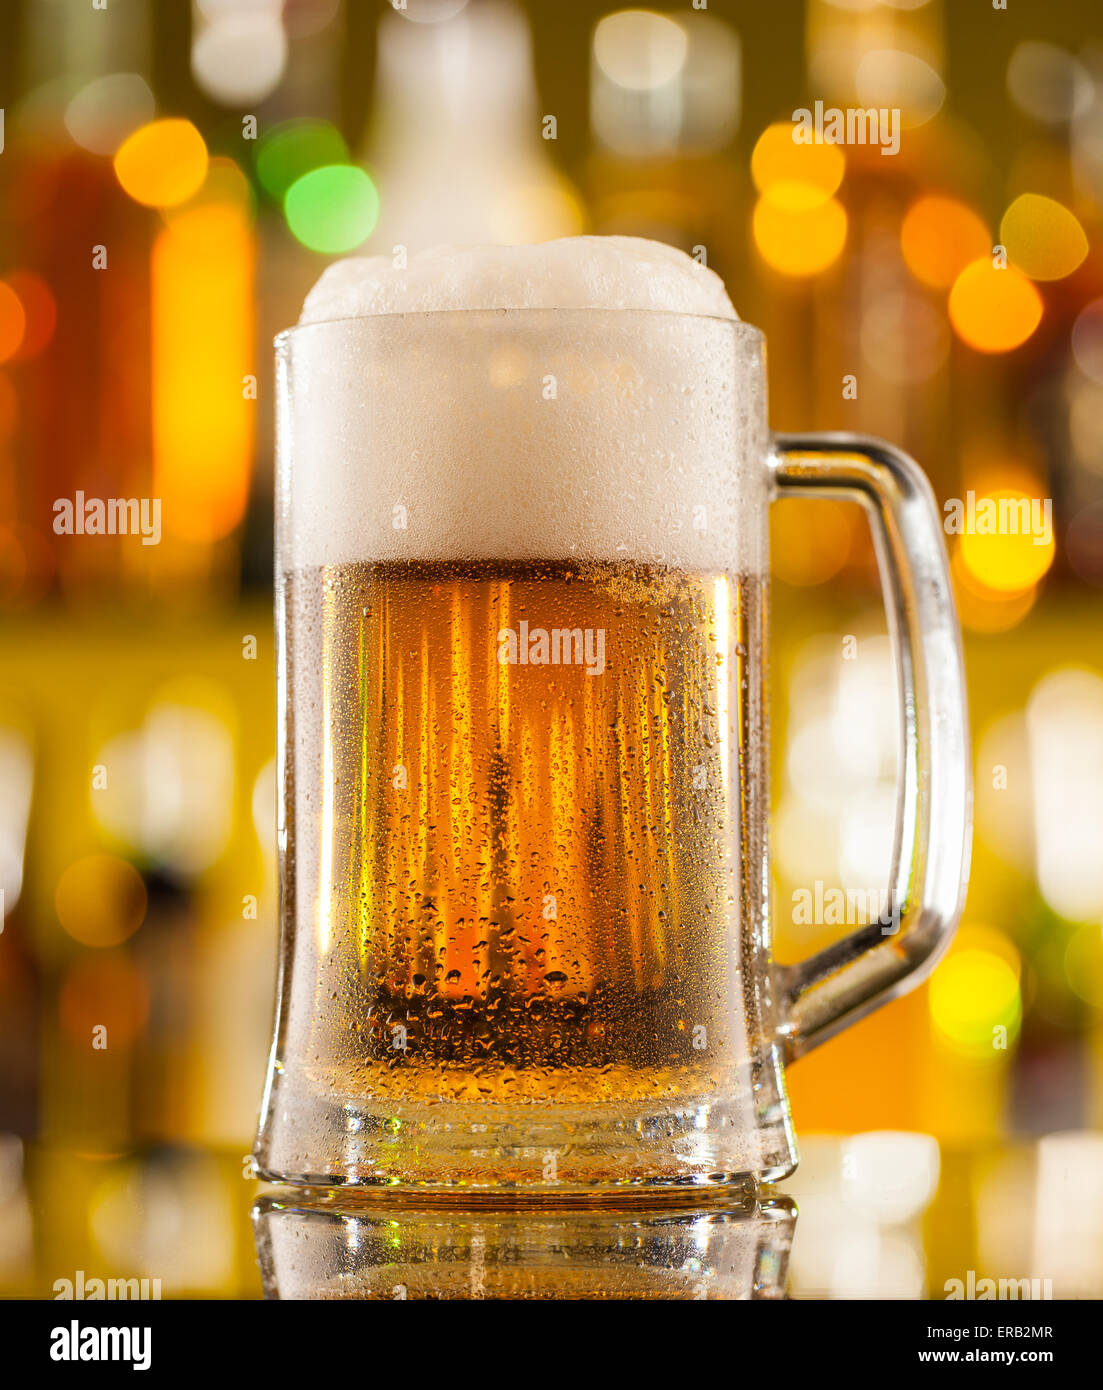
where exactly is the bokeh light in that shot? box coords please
[252,758,277,856]
[591,8,739,157]
[63,73,155,156]
[751,121,845,211]
[1000,193,1089,282]
[90,688,237,873]
[856,49,946,128]
[1072,81,1103,203]
[4,271,57,360]
[1066,502,1103,588]
[0,283,27,364]
[974,711,1034,870]
[957,488,1055,593]
[153,203,255,542]
[0,728,33,915]
[256,120,349,201]
[114,119,209,209]
[1033,1134,1103,1297]
[1065,924,1103,1009]
[1007,41,1093,126]
[191,4,288,105]
[55,854,147,948]
[839,1132,940,1226]
[592,10,688,91]
[284,165,380,253]
[951,548,1038,634]
[929,926,1022,1059]
[948,258,1043,353]
[1071,298,1103,385]
[89,1153,238,1294]
[395,0,471,23]
[1028,668,1103,923]
[753,195,847,277]
[901,195,989,290]
[1068,378,1103,473]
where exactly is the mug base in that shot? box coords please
[256,1083,797,1191]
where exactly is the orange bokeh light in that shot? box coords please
[901,195,990,290]
[114,118,209,208]
[948,258,1043,353]
[5,271,57,360]
[951,547,1038,634]
[153,201,255,542]
[957,489,1055,593]
[55,854,147,947]
[751,121,845,211]
[0,282,27,364]
[753,195,848,277]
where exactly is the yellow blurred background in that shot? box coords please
[0,0,1102,1297]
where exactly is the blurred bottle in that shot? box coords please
[585,8,744,292]
[8,0,155,605]
[361,0,582,253]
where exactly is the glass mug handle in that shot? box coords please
[768,432,973,1060]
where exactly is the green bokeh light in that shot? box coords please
[256,120,349,200]
[284,165,380,254]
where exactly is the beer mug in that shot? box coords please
[257,244,970,1190]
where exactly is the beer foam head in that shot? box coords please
[299,237,738,323]
[280,237,764,575]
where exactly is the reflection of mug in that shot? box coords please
[252,1191,797,1300]
[256,305,971,1190]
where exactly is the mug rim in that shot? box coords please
[274,307,764,349]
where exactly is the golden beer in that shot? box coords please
[281,558,763,1110]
